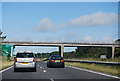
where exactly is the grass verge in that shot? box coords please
[0,56,14,70]
[65,62,120,77]
[66,57,120,62]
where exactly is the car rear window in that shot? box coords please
[51,56,63,60]
[16,53,34,58]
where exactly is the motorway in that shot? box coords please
[1,61,119,81]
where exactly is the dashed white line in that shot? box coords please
[43,70,46,73]
[40,67,42,68]
[66,65,120,79]
[50,78,54,81]
[0,66,13,73]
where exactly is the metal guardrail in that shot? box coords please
[65,60,120,66]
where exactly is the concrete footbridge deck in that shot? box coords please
[2,41,120,59]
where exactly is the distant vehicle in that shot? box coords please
[14,52,37,72]
[47,55,64,68]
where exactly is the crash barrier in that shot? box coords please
[65,60,120,66]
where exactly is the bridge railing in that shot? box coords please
[2,40,117,45]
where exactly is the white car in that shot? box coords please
[14,52,37,72]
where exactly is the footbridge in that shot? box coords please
[2,41,120,59]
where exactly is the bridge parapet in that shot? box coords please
[2,41,119,45]
[2,41,120,59]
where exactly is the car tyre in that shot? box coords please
[47,63,50,68]
[47,65,49,68]
[61,65,64,68]
[32,68,36,72]
[14,68,18,72]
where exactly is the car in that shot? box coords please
[47,55,65,68]
[14,52,37,72]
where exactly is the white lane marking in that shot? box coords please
[66,65,120,79]
[43,70,46,73]
[0,66,13,73]
[50,78,54,81]
[40,67,42,68]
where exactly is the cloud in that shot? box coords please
[35,18,55,31]
[65,32,76,38]
[35,12,118,32]
[101,37,114,41]
[69,12,117,27]
[99,37,115,43]
[35,18,66,32]
[83,36,92,41]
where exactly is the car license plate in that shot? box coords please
[22,62,28,64]
[55,60,60,62]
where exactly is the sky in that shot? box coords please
[1,2,119,53]
[1,0,120,2]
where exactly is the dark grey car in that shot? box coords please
[47,55,64,68]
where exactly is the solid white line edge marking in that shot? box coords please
[40,67,42,68]
[66,65,120,79]
[0,66,14,73]
[50,78,54,81]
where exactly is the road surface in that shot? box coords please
[1,61,119,81]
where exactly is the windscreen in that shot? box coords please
[16,53,34,58]
[51,56,63,60]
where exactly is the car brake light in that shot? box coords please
[33,58,36,62]
[50,60,54,62]
[14,58,17,62]
[61,60,64,62]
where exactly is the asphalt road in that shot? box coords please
[1,61,119,81]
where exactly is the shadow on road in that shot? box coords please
[14,69,36,72]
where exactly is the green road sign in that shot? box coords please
[2,44,14,56]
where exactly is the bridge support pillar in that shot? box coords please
[59,45,64,57]
[107,46,115,59]
[112,46,115,59]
